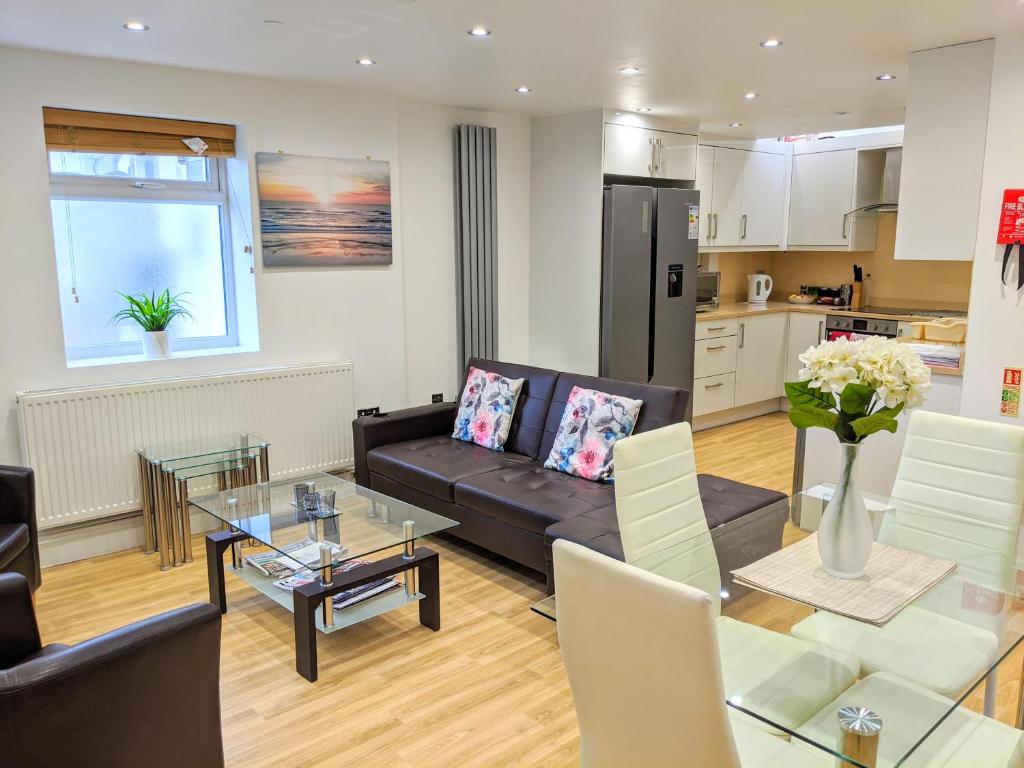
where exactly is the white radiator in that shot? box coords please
[17,362,355,529]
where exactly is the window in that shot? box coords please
[49,151,238,361]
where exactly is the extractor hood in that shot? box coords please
[847,146,902,218]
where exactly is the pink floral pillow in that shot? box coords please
[451,367,525,451]
[543,386,643,483]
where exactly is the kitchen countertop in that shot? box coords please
[697,301,966,323]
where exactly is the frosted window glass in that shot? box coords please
[49,152,210,182]
[51,200,227,350]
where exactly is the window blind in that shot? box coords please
[43,107,236,157]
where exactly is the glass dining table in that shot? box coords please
[532,485,1024,768]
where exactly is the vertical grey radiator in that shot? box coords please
[454,124,497,370]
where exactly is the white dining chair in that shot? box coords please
[612,422,860,733]
[552,538,831,768]
[791,410,1024,713]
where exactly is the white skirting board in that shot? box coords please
[692,399,783,432]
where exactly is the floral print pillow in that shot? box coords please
[543,386,643,483]
[451,367,525,451]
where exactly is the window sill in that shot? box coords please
[66,343,258,369]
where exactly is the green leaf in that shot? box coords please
[839,383,875,416]
[784,380,835,410]
[849,404,904,439]
[111,290,193,331]
[788,405,840,432]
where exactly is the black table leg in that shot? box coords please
[418,551,440,631]
[205,529,250,614]
[293,588,321,682]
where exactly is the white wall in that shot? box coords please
[0,46,531,465]
[528,109,604,374]
[962,32,1024,421]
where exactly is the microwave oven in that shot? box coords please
[696,271,721,312]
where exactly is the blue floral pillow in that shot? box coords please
[543,386,643,483]
[451,367,525,451]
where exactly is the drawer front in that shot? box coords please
[695,318,739,340]
[693,373,736,416]
[694,336,738,379]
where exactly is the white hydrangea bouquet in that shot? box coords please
[786,336,932,442]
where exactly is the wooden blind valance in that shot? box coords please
[43,108,236,157]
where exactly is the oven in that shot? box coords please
[695,271,721,312]
[825,315,911,341]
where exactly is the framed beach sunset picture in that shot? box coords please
[255,152,392,267]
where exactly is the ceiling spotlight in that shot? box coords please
[618,66,641,75]
[759,39,782,48]
[515,86,532,94]
[468,26,491,37]
[122,21,149,31]
[743,91,758,100]
[729,122,743,127]
[356,58,376,66]
[876,73,896,81]
[636,107,653,113]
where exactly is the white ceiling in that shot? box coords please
[2,0,1023,137]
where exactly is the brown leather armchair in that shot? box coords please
[0,465,40,590]
[0,573,225,767]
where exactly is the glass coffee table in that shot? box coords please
[189,472,458,682]
[534,487,1024,767]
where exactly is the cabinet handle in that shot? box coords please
[713,213,719,238]
[706,213,713,239]
[818,320,824,343]
[842,212,851,240]
[706,345,726,351]
[656,138,663,173]
[707,326,727,331]
[738,322,745,348]
[649,137,655,176]
[704,382,725,389]
[741,213,748,239]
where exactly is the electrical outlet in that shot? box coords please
[357,406,380,417]
[431,393,444,404]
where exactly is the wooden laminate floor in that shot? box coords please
[33,413,1021,766]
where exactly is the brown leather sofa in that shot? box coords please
[0,573,224,768]
[0,465,40,591]
[354,358,788,594]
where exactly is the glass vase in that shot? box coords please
[817,443,874,579]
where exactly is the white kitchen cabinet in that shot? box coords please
[694,335,739,379]
[652,130,698,181]
[694,317,738,340]
[693,373,736,417]
[604,123,654,176]
[741,151,787,247]
[788,150,857,247]
[603,123,697,180]
[735,314,788,407]
[697,145,786,250]
[785,312,825,384]
[894,40,994,261]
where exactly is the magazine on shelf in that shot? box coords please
[272,558,402,611]
[245,539,346,577]
[273,558,372,591]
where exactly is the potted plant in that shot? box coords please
[786,336,931,578]
[112,290,192,360]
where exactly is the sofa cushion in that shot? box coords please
[542,505,624,561]
[0,523,29,569]
[538,373,688,460]
[698,475,787,529]
[451,366,525,451]
[466,358,559,460]
[366,436,531,502]
[454,462,615,534]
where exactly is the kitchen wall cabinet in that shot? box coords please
[894,40,994,261]
[603,122,697,180]
[697,145,786,250]
[735,314,788,407]
[785,312,825,384]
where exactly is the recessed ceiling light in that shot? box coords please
[468,26,491,37]
[515,86,532,94]
[636,107,653,113]
[618,66,641,75]
[356,58,376,66]
[743,92,758,100]
[122,21,149,32]
[729,122,743,127]
[759,39,782,48]
[876,73,896,81]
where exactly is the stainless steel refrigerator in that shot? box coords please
[600,185,699,417]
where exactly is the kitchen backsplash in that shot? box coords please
[713,215,972,308]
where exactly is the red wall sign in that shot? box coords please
[998,189,1024,244]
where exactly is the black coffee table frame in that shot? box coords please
[206,529,441,682]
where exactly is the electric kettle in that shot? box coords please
[747,273,773,304]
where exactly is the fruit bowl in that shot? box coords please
[788,294,815,305]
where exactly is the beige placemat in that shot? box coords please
[730,534,956,626]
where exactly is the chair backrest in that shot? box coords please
[881,411,1024,594]
[553,539,741,768]
[613,422,722,613]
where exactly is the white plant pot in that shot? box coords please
[142,331,171,359]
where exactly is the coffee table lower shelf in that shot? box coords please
[205,529,440,682]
